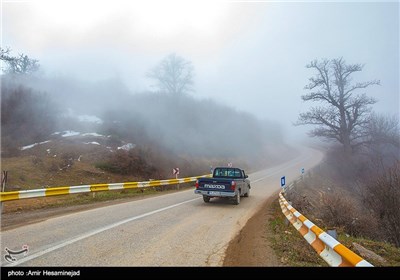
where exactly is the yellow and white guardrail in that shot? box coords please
[279,191,373,267]
[0,174,212,202]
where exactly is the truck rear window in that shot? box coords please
[214,168,242,178]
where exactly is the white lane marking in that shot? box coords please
[251,154,312,183]
[4,197,200,267]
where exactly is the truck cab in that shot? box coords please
[194,167,251,205]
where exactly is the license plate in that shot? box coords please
[208,191,220,196]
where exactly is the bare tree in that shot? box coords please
[360,113,400,174]
[1,85,58,156]
[363,161,400,247]
[0,47,40,74]
[367,113,400,148]
[1,47,15,72]
[295,58,380,154]
[147,53,194,95]
[1,47,13,62]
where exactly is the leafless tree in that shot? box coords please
[367,113,400,148]
[295,58,380,154]
[1,47,13,62]
[360,113,400,175]
[147,53,194,95]
[0,47,40,74]
[363,161,400,247]
[1,84,58,156]
[1,47,15,72]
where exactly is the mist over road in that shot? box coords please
[1,146,323,267]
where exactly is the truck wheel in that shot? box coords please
[203,196,211,203]
[233,192,240,205]
[244,188,250,197]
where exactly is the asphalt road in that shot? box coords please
[1,146,323,267]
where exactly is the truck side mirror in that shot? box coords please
[245,175,248,178]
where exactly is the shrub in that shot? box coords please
[96,149,157,178]
[363,161,400,247]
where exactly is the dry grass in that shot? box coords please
[279,167,400,266]
[0,141,196,214]
[268,195,400,267]
[340,235,400,266]
[2,156,145,191]
[268,198,327,267]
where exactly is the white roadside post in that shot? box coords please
[173,167,180,190]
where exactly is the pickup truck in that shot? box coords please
[194,167,251,205]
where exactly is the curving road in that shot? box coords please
[1,146,323,267]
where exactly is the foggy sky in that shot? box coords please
[2,0,399,142]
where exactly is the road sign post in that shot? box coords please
[173,167,180,190]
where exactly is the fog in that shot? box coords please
[2,0,399,150]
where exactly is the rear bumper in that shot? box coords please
[194,189,235,197]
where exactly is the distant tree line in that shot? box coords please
[1,83,58,156]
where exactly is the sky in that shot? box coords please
[1,0,399,141]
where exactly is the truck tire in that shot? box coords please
[233,192,240,205]
[203,195,211,203]
[244,187,250,197]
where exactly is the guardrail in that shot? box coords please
[0,174,211,202]
[279,191,373,267]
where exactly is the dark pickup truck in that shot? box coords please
[194,167,251,205]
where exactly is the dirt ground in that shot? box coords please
[1,192,281,266]
[223,192,282,266]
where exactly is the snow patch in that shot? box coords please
[84,142,101,145]
[52,131,105,138]
[78,115,103,124]
[65,108,103,124]
[21,140,51,150]
[117,143,136,151]
[82,132,104,137]
[52,131,81,137]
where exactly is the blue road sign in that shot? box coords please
[281,176,286,187]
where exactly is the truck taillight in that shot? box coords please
[231,181,236,190]
[195,180,199,189]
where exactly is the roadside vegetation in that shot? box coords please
[269,195,400,266]
[277,144,400,266]
[268,198,327,267]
